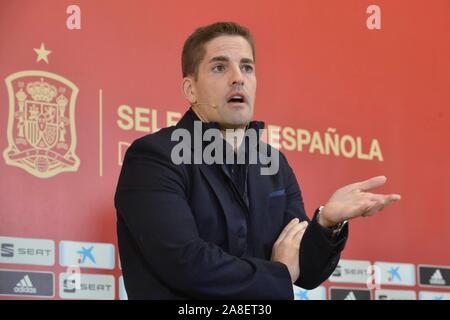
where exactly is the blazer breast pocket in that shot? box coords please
[267,189,287,214]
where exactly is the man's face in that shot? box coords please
[187,35,256,129]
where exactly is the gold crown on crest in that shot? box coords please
[26,78,57,102]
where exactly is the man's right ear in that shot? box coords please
[182,77,196,104]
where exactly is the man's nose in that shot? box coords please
[229,64,244,87]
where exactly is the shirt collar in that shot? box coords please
[186,107,265,133]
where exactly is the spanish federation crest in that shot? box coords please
[3,70,80,178]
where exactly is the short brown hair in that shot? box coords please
[181,22,256,79]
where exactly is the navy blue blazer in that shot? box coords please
[115,108,348,299]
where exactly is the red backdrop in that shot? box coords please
[0,0,449,299]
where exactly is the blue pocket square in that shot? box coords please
[268,189,286,197]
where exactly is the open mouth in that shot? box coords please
[227,95,245,104]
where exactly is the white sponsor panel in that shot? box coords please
[293,285,326,300]
[328,259,371,284]
[119,275,128,300]
[419,291,450,300]
[59,240,115,269]
[375,289,416,300]
[0,236,55,266]
[374,261,415,286]
[59,272,115,300]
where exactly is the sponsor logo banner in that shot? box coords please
[118,275,128,300]
[375,289,416,300]
[0,269,54,298]
[419,291,450,300]
[59,240,115,269]
[59,272,115,300]
[418,265,450,288]
[0,236,54,266]
[329,259,371,284]
[329,287,372,300]
[293,285,326,300]
[374,261,416,286]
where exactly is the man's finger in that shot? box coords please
[362,194,401,217]
[388,194,402,201]
[362,192,398,203]
[285,221,308,241]
[362,201,383,217]
[357,176,387,192]
[359,199,377,216]
[293,223,307,242]
[367,193,402,206]
[276,218,299,243]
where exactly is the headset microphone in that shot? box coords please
[192,84,244,109]
[192,102,218,109]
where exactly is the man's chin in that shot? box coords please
[220,118,251,129]
[218,108,253,129]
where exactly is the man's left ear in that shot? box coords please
[182,77,196,104]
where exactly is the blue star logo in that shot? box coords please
[295,289,309,300]
[388,267,401,282]
[77,246,96,264]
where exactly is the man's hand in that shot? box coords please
[318,176,401,228]
[271,218,308,283]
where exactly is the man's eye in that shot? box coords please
[242,64,254,72]
[212,65,225,72]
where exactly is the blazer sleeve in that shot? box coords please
[280,153,348,290]
[115,137,294,299]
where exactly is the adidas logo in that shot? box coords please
[429,269,446,285]
[13,275,37,294]
[344,291,357,300]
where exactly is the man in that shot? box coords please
[115,22,401,299]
